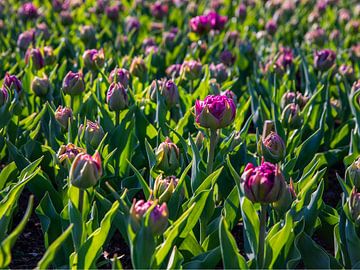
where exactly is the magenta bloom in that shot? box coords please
[314,49,336,71]
[105,4,120,21]
[19,2,38,20]
[83,49,105,70]
[189,15,210,34]
[3,73,22,93]
[265,19,277,35]
[206,11,227,31]
[150,1,168,20]
[242,162,286,204]
[276,47,293,69]
[195,95,236,130]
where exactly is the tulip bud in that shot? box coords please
[349,188,360,225]
[106,4,120,21]
[330,29,340,41]
[281,103,302,129]
[236,3,247,21]
[314,49,336,72]
[0,87,8,106]
[153,175,179,203]
[3,73,22,93]
[31,76,50,97]
[17,30,35,51]
[25,48,44,70]
[83,49,105,71]
[195,95,236,130]
[130,199,169,235]
[55,105,73,130]
[19,2,38,20]
[36,23,50,40]
[259,132,286,163]
[163,80,179,108]
[166,64,181,78]
[155,137,180,175]
[195,131,205,150]
[241,162,286,204]
[125,16,140,33]
[272,179,296,215]
[78,120,105,149]
[106,82,129,112]
[57,143,85,164]
[62,71,85,96]
[150,1,168,20]
[60,11,73,25]
[70,151,102,189]
[206,11,227,31]
[265,19,277,35]
[220,50,236,67]
[338,64,355,82]
[209,63,228,83]
[281,92,308,109]
[225,31,239,46]
[130,56,147,81]
[189,15,210,34]
[181,60,203,81]
[163,32,176,50]
[43,46,56,66]
[80,25,97,47]
[347,157,360,189]
[209,79,221,95]
[109,68,130,87]
[305,27,326,46]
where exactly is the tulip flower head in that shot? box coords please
[109,68,130,87]
[17,30,35,50]
[70,151,102,189]
[314,49,336,71]
[25,48,44,70]
[259,132,286,163]
[78,120,105,148]
[242,162,286,204]
[349,188,360,225]
[195,95,236,130]
[57,143,86,164]
[181,60,203,81]
[106,82,129,112]
[3,73,22,93]
[19,2,38,20]
[55,106,73,130]
[62,71,85,96]
[83,49,105,71]
[281,103,302,129]
[154,175,179,203]
[155,137,180,175]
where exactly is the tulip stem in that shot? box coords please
[115,111,120,126]
[78,189,84,216]
[207,129,217,175]
[115,112,121,177]
[258,204,267,269]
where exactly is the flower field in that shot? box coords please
[1,0,360,269]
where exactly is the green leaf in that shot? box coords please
[166,246,184,270]
[127,160,151,199]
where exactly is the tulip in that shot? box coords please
[60,11,73,25]
[314,49,336,71]
[55,106,73,130]
[150,1,168,20]
[70,151,102,189]
[0,87,8,106]
[347,157,360,189]
[163,32,176,50]
[166,64,181,78]
[181,60,203,81]
[220,50,236,67]
[305,27,326,46]
[109,68,130,87]
[125,16,140,33]
[80,25,97,47]
[57,143,85,164]
[19,2,38,20]
[338,64,355,82]
[281,92,309,109]
[236,3,247,21]
[153,175,179,203]
[35,23,50,40]
[130,56,147,81]
[25,48,44,70]
[83,49,105,71]
[106,82,129,112]
[106,4,120,21]
[276,47,293,70]
[225,31,239,46]
[31,76,50,97]
[281,103,302,129]
[209,63,228,83]
[155,137,180,175]
[195,95,236,130]
[259,132,286,163]
[3,73,22,93]
[265,19,277,35]
[62,71,85,96]
[349,188,360,225]
[206,11,227,31]
[162,80,179,108]
[189,15,210,34]
[17,30,35,51]
[78,120,105,149]
[241,162,286,204]
[43,46,56,66]
[130,199,169,235]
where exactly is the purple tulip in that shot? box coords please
[281,103,303,129]
[106,4,120,21]
[62,71,85,96]
[338,64,355,81]
[150,1,168,20]
[206,11,227,31]
[163,32,176,50]
[25,48,44,70]
[0,87,8,106]
[43,46,56,66]
[305,27,326,46]
[349,188,360,225]
[125,16,140,33]
[106,82,129,112]
[166,64,182,78]
[189,15,210,34]
[242,162,286,204]
[338,8,351,24]
[17,30,35,51]
[314,49,336,71]
[3,73,22,93]
[60,11,73,25]
[265,19,277,35]
[209,63,228,83]
[57,143,85,163]
[259,132,286,163]
[220,50,236,66]
[181,60,203,81]
[195,95,236,130]
[78,120,105,148]
[83,49,105,70]
[236,3,247,21]
[109,68,130,87]
[55,105,73,130]
[36,23,50,40]
[19,2,38,20]
[31,76,50,97]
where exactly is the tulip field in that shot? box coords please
[2,0,360,269]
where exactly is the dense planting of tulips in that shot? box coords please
[1,0,360,269]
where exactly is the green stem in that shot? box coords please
[190,80,194,94]
[115,111,120,126]
[200,219,207,244]
[258,204,267,269]
[115,112,121,177]
[78,189,84,216]
[70,95,74,112]
[206,129,218,175]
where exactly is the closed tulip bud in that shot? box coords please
[305,27,326,46]
[150,1,168,20]
[236,3,247,21]
[189,15,210,34]
[106,4,120,21]
[281,92,308,109]
[349,188,360,225]
[25,48,44,70]
[36,23,50,40]
[17,30,35,51]
[125,16,140,33]
[163,80,179,108]
[163,32,176,50]
[166,64,181,78]
[130,200,169,235]
[181,60,203,81]
[272,179,296,215]
[106,82,129,112]
[209,79,221,95]
[70,151,102,189]
[209,63,228,83]
[43,46,56,66]
[80,25,97,46]
[154,175,179,203]
[220,50,236,67]
[79,120,105,148]
[57,143,85,164]
[242,162,286,204]
[3,73,22,93]
[31,76,50,97]
[62,71,85,96]
[0,87,8,106]
[314,49,336,71]
[206,11,227,31]
[347,157,360,189]
[338,64,355,82]
[195,131,205,149]
[19,2,38,20]
[281,103,302,129]
[130,56,147,81]
[155,137,180,175]
[195,95,236,130]
[265,19,277,35]
[55,105,73,130]
[60,11,73,25]
[259,132,286,163]
[83,49,105,71]
[109,68,130,87]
